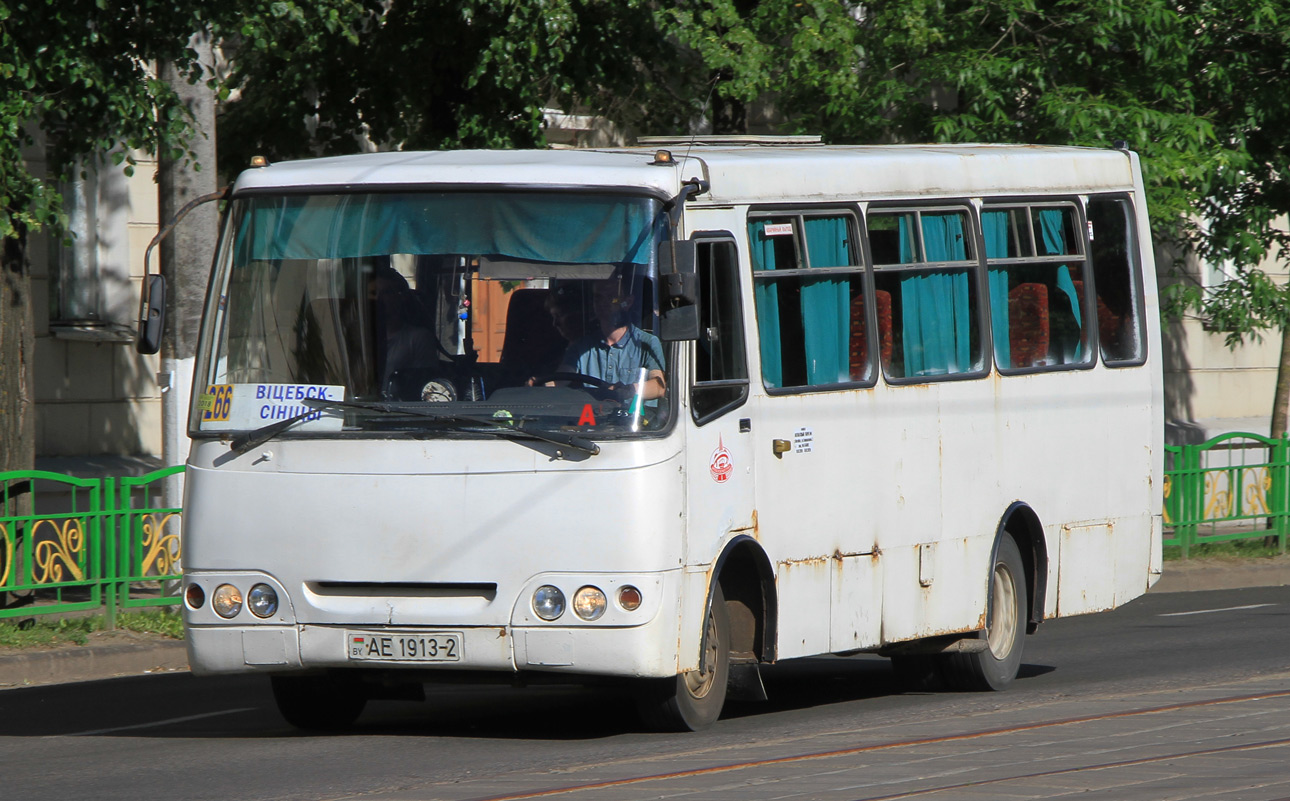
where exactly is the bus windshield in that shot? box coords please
[194,191,672,440]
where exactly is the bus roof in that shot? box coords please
[231,149,684,197]
[232,144,1139,203]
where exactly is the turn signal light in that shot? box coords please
[617,585,643,612]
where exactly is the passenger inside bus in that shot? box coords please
[368,263,439,394]
[545,286,588,344]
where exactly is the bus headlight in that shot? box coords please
[212,584,244,618]
[247,583,279,618]
[532,585,566,621]
[573,586,607,621]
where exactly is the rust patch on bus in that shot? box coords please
[780,555,831,568]
[832,549,874,560]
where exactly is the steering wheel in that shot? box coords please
[531,372,616,391]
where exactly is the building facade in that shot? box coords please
[25,140,164,461]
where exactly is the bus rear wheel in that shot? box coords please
[270,673,367,731]
[636,584,730,732]
[943,536,1027,691]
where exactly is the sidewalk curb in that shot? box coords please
[1151,559,1290,594]
[0,639,187,689]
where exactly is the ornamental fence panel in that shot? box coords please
[1163,432,1289,558]
[0,466,183,624]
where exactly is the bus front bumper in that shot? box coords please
[186,621,682,679]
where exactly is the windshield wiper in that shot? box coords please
[229,396,600,457]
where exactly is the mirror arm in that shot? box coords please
[135,185,229,354]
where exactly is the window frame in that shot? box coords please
[864,201,991,385]
[746,205,878,395]
[979,198,1097,376]
[690,232,752,425]
[1084,193,1149,368]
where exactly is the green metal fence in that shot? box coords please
[1164,432,1290,557]
[0,466,183,624]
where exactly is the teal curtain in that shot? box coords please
[1036,209,1083,358]
[900,213,972,375]
[235,193,657,265]
[802,217,852,384]
[982,211,1012,369]
[749,220,783,387]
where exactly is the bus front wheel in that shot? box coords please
[636,584,730,732]
[270,673,367,731]
[944,535,1027,691]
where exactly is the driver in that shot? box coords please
[557,275,666,401]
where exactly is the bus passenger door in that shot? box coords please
[745,211,884,658]
[685,236,756,569]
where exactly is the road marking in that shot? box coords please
[58,707,257,737]
[1159,603,1276,617]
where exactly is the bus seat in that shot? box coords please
[849,289,894,377]
[498,288,566,382]
[1070,279,1123,354]
[1008,282,1049,368]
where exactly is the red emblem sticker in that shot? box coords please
[710,437,733,483]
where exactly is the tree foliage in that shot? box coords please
[662,1,1228,243]
[0,0,225,240]
[217,0,689,172]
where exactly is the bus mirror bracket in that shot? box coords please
[659,238,699,342]
[134,185,229,354]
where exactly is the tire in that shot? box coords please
[270,673,367,731]
[943,535,1028,691]
[636,584,730,732]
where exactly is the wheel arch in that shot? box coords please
[996,502,1048,634]
[711,534,778,663]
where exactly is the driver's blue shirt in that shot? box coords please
[563,324,665,387]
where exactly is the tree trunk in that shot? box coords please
[1272,325,1290,439]
[1259,325,1290,542]
[0,231,35,473]
[158,35,218,509]
[1,231,35,606]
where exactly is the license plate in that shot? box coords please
[347,631,462,662]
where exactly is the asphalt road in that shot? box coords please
[2,585,1288,801]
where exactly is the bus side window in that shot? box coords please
[692,239,750,423]
[870,209,984,380]
[1087,197,1146,364]
[982,204,1093,371]
[749,213,870,389]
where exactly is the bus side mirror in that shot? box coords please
[659,239,699,342]
[135,274,167,355]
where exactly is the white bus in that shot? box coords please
[176,141,1162,731]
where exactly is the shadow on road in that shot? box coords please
[0,655,1058,740]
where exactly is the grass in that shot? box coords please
[0,609,183,649]
[1163,536,1288,561]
